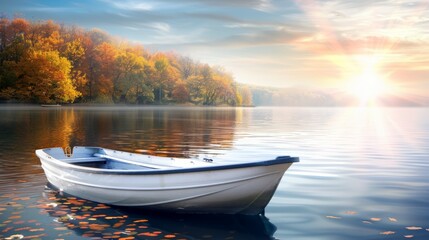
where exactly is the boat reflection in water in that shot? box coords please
[42,184,277,240]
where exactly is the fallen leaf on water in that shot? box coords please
[138,232,158,237]
[404,235,414,238]
[52,210,68,216]
[113,222,124,228]
[15,227,31,231]
[54,227,68,231]
[379,231,395,235]
[406,226,422,230]
[46,203,58,208]
[106,216,125,220]
[344,211,357,215]
[89,223,109,231]
[5,234,24,240]
[20,233,46,239]
[56,214,75,222]
[370,218,381,222]
[2,226,13,233]
[133,219,148,223]
[388,217,397,222]
[118,237,135,240]
[326,216,341,219]
[1,193,16,198]
[29,228,45,232]
[105,235,120,239]
[82,233,95,237]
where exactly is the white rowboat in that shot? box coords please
[36,146,298,215]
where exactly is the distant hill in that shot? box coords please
[249,86,428,107]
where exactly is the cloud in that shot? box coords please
[159,0,273,9]
[144,22,171,33]
[254,0,275,12]
[99,0,154,11]
[3,0,429,96]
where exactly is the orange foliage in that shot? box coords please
[11,50,80,103]
[0,17,248,105]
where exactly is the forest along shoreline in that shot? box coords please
[0,17,253,107]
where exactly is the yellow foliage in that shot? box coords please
[12,50,80,103]
[0,17,250,106]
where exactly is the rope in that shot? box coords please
[65,146,72,157]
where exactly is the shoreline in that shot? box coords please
[0,102,427,108]
[0,102,256,109]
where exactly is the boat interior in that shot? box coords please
[41,147,177,170]
[70,157,154,170]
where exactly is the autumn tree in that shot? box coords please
[91,42,117,102]
[0,18,30,63]
[3,50,79,103]
[0,18,31,97]
[71,29,113,102]
[237,85,252,106]
[54,26,92,99]
[151,53,180,103]
[186,64,236,105]
[177,56,197,80]
[172,80,189,103]
[27,20,63,51]
[0,17,251,106]
[113,46,153,103]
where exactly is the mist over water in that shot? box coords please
[1,105,428,239]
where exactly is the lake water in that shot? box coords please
[0,105,428,239]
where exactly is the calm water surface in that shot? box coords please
[0,105,428,239]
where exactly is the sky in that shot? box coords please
[3,0,429,104]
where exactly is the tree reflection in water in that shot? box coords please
[15,106,241,158]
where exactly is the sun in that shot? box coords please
[346,57,390,106]
[349,70,387,105]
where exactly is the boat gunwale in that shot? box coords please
[43,166,283,191]
[36,148,299,176]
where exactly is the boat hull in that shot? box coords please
[36,147,297,215]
